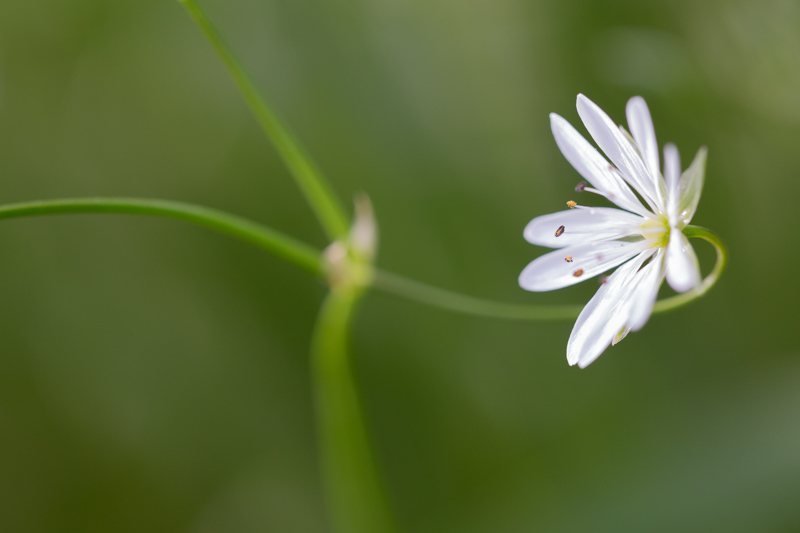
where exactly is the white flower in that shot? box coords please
[519,94,707,368]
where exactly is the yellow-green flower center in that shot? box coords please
[640,214,670,248]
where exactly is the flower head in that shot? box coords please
[519,94,707,368]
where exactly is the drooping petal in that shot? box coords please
[519,239,648,292]
[625,96,664,207]
[665,230,701,292]
[549,113,650,217]
[611,251,665,346]
[626,250,666,331]
[678,147,707,225]
[566,261,634,366]
[523,207,642,248]
[566,250,654,367]
[663,144,681,226]
[576,94,660,212]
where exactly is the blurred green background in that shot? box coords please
[1,0,799,531]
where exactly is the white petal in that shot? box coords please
[519,239,648,292]
[523,207,642,248]
[625,96,663,206]
[566,251,654,367]
[611,252,665,346]
[627,250,666,331]
[549,113,650,217]
[566,260,635,366]
[663,144,681,226]
[678,147,707,225]
[576,94,660,212]
[665,230,701,292]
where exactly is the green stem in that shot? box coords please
[311,287,396,533]
[652,224,728,313]
[372,270,582,320]
[372,225,727,320]
[0,198,323,275]
[178,0,350,240]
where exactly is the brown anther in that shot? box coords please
[599,276,609,285]
[554,225,565,237]
[564,255,573,263]
[566,200,577,209]
[573,268,585,277]
[574,181,587,192]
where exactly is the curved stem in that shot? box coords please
[0,198,726,321]
[0,198,323,275]
[179,0,350,241]
[652,224,728,313]
[372,225,727,320]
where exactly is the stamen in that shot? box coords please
[573,268,584,277]
[564,255,573,263]
[581,185,608,199]
[566,200,577,209]
[575,181,587,192]
[555,225,565,237]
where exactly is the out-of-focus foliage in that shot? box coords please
[0,0,798,531]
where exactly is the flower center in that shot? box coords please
[639,214,670,248]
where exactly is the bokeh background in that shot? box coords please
[1,0,799,531]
